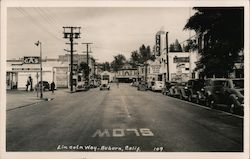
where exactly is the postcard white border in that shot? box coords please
[1,0,249,159]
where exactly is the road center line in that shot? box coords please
[121,95,131,119]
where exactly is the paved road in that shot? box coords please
[6,83,243,152]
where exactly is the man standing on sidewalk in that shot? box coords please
[29,76,33,91]
[51,81,55,93]
[26,77,30,91]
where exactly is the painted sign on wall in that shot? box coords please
[23,56,40,64]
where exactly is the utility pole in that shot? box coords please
[82,42,93,85]
[166,32,170,82]
[35,41,43,99]
[63,26,81,92]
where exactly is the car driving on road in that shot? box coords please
[100,80,110,90]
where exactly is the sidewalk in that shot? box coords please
[6,88,69,111]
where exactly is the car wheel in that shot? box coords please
[228,102,236,114]
[188,95,192,102]
[179,94,183,100]
[195,97,199,104]
[205,96,215,108]
[205,98,210,107]
[209,98,216,109]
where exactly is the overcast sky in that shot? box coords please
[7,7,195,62]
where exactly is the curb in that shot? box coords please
[7,98,54,111]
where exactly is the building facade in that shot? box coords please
[6,54,97,90]
[141,30,199,84]
[116,63,138,83]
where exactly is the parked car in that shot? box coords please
[131,81,139,87]
[204,78,244,114]
[168,82,180,97]
[151,81,164,92]
[161,82,172,95]
[100,80,110,90]
[176,82,189,100]
[137,81,147,91]
[186,79,206,104]
[76,81,89,92]
[35,81,50,91]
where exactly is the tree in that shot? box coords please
[139,44,151,63]
[169,39,182,52]
[79,62,90,79]
[130,50,140,67]
[184,7,244,77]
[100,62,111,71]
[111,54,126,72]
[183,39,197,52]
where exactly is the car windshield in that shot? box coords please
[213,80,226,86]
[232,80,244,89]
[156,81,163,85]
[194,81,204,88]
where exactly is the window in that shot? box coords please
[192,73,195,79]
[213,80,226,86]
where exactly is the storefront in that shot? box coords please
[6,56,69,90]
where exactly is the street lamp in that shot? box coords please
[35,41,43,99]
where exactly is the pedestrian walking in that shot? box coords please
[51,81,55,93]
[29,76,33,91]
[26,77,30,91]
[116,79,119,88]
[26,82,29,91]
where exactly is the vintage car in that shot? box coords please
[35,81,50,91]
[204,78,244,114]
[169,82,186,99]
[176,82,189,100]
[161,82,172,95]
[137,81,147,91]
[75,81,89,92]
[100,80,110,90]
[186,79,206,104]
[151,81,164,92]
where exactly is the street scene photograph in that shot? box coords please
[2,1,247,157]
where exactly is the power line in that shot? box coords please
[38,8,57,25]
[15,7,64,42]
[93,46,131,53]
[43,8,62,25]
[35,8,63,37]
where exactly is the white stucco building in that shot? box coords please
[6,54,97,90]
